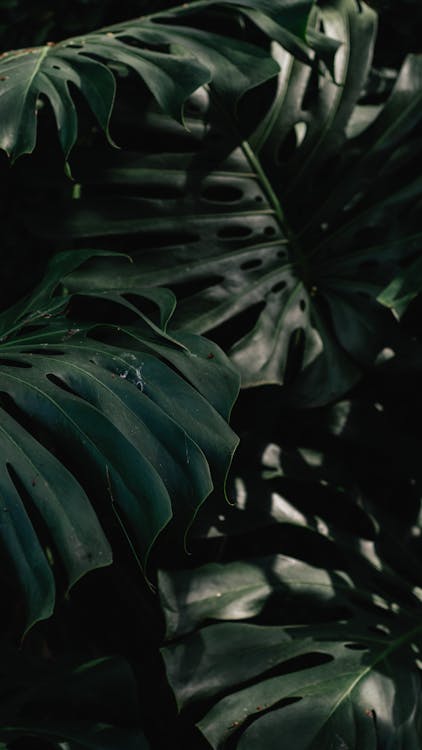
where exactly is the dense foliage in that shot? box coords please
[0,0,421,748]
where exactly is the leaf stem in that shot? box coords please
[241,140,309,278]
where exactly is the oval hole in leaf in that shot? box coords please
[218,224,253,239]
[267,651,334,678]
[240,259,263,271]
[344,643,368,651]
[202,185,243,203]
[84,183,183,200]
[0,358,32,368]
[264,226,277,237]
[271,281,287,294]
[209,302,266,350]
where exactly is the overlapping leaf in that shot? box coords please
[159,380,422,748]
[160,494,422,749]
[0,0,324,161]
[0,251,239,635]
[58,0,422,405]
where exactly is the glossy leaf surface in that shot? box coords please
[0,0,322,161]
[60,0,422,404]
[0,251,239,635]
[161,423,422,749]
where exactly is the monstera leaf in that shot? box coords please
[159,375,422,748]
[55,0,422,405]
[0,250,239,636]
[160,451,422,749]
[0,0,331,162]
[161,547,422,749]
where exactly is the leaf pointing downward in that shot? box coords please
[0,252,239,635]
[0,0,330,161]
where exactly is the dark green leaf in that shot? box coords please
[0,0,323,161]
[58,0,421,405]
[0,252,239,634]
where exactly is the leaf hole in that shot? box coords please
[240,259,263,271]
[52,64,61,70]
[202,185,243,203]
[85,183,183,200]
[88,230,199,253]
[255,195,264,202]
[264,226,277,237]
[207,302,266,350]
[0,358,32,369]
[271,281,287,294]
[299,299,306,311]
[218,225,253,240]
[344,643,367,651]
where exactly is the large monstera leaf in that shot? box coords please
[159,393,422,749]
[0,0,330,161]
[161,549,422,748]
[0,251,239,636]
[54,0,422,405]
